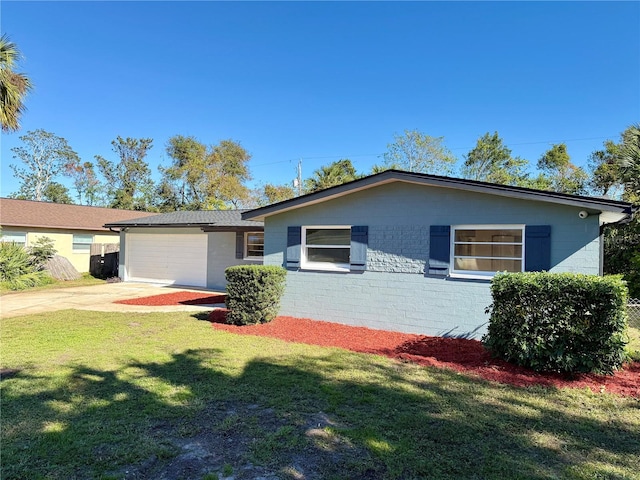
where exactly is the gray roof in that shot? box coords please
[104,209,263,228]
[242,170,635,225]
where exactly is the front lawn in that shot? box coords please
[2,310,639,480]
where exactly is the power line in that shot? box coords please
[250,135,616,168]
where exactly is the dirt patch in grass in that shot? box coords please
[211,315,640,398]
[115,291,226,306]
[109,402,379,480]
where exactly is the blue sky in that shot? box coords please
[1,1,639,199]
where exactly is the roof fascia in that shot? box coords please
[1,222,113,232]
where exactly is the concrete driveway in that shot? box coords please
[0,282,224,318]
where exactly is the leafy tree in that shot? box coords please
[9,129,80,201]
[304,159,360,193]
[159,135,252,210]
[383,130,456,175]
[618,123,640,204]
[0,34,32,132]
[461,132,528,185]
[66,161,102,205]
[96,136,155,211]
[536,143,588,195]
[588,140,623,197]
[258,183,296,206]
[600,124,640,298]
[42,182,73,204]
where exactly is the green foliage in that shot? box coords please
[604,223,640,298]
[461,132,528,185]
[28,236,57,269]
[159,135,252,210]
[254,183,296,206]
[303,159,359,193]
[588,139,623,197]
[42,182,74,204]
[618,123,640,204]
[535,143,588,195]
[65,160,102,205]
[224,265,286,325]
[96,136,155,211]
[0,241,53,290]
[483,272,629,374]
[383,129,457,176]
[0,34,32,132]
[0,241,33,281]
[9,129,80,201]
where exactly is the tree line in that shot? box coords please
[6,126,639,209]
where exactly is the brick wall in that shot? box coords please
[263,181,602,338]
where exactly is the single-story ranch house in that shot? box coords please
[105,210,264,289]
[241,170,634,339]
[0,198,150,273]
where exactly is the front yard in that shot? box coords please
[2,310,639,480]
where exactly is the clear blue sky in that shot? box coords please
[1,1,639,199]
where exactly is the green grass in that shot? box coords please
[1,310,639,480]
[0,272,105,295]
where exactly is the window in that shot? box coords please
[0,231,26,247]
[451,225,524,278]
[245,232,264,259]
[302,226,351,271]
[72,234,93,252]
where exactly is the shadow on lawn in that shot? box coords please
[2,349,639,480]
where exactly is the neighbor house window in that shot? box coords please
[245,232,264,259]
[301,226,351,271]
[451,225,524,278]
[72,234,93,252]
[0,231,27,247]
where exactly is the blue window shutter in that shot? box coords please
[428,225,450,276]
[286,226,301,269]
[350,226,368,271]
[525,225,551,271]
[235,232,244,259]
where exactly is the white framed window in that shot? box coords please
[245,232,264,259]
[0,231,27,247]
[301,226,351,272]
[451,225,524,279]
[72,234,93,252]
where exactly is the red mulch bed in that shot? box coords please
[115,291,226,306]
[210,312,640,398]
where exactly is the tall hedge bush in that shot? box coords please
[224,265,287,325]
[483,272,629,374]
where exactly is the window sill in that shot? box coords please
[449,272,495,281]
[301,262,350,273]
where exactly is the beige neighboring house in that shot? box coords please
[0,198,153,273]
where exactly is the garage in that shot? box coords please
[104,210,264,289]
[125,232,208,287]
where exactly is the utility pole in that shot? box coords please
[292,159,303,196]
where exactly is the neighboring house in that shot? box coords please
[242,170,634,339]
[0,198,151,273]
[104,210,264,289]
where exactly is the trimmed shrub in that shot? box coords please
[482,272,629,375]
[224,265,287,325]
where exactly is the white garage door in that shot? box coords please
[126,233,207,287]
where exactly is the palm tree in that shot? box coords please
[0,34,32,132]
[303,159,360,193]
[619,124,640,203]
